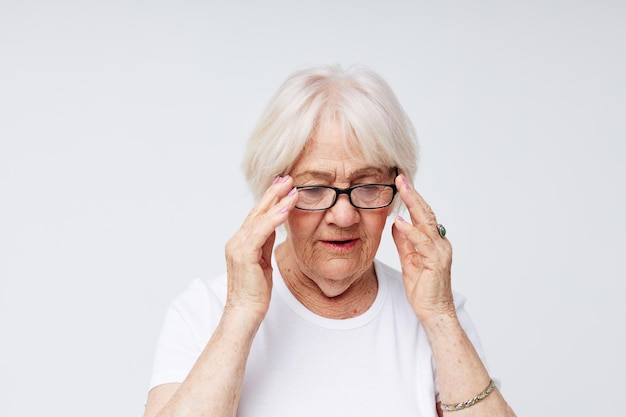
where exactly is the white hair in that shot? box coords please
[242,64,419,201]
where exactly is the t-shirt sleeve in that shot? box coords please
[148,277,226,390]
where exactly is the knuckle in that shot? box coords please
[224,238,238,258]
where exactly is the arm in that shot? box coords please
[143,308,263,417]
[143,176,298,417]
[391,175,516,417]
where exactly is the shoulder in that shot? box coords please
[167,274,228,325]
[155,274,228,353]
[178,274,226,302]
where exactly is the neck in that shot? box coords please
[275,243,378,319]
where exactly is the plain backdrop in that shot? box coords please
[1,1,624,416]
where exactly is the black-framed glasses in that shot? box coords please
[294,183,398,211]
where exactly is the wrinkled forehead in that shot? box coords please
[303,115,367,160]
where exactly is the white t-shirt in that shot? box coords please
[149,258,488,417]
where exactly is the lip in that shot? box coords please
[320,238,359,252]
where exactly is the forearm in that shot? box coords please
[422,313,516,417]
[155,308,262,417]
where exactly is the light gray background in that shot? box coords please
[1,1,624,416]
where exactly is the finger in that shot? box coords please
[231,177,298,259]
[248,175,295,218]
[392,216,418,259]
[259,230,276,273]
[392,215,437,262]
[395,175,440,241]
[245,176,297,226]
[393,211,451,262]
[242,192,297,250]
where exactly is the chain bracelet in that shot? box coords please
[440,379,496,412]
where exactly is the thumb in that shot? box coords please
[260,231,276,269]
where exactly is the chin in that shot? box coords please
[308,259,370,294]
[315,278,355,298]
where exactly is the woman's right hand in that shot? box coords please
[224,175,298,321]
[144,178,298,417]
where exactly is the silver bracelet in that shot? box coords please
[440,379,496,412]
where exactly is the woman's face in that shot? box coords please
[284,122,395,297]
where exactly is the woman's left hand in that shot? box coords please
[391,175,455,321]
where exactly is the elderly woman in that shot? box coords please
[143,65,516,417]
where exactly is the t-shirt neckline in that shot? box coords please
[272,255,388,330]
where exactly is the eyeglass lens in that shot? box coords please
[296,185,395,210]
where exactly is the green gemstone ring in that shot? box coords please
[437,224,446,238]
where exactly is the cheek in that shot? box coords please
[285,211,322,242]
[363,211,390,239]
[360,215,390,258]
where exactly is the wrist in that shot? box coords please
[418,310,464,340]
[222,303,266,335]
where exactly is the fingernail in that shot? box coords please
[397,215,405,222]
[279,206,289,213]
[273,176,281,184]
[281,175,290,183]
[288,187,296,197]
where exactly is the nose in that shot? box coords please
[325,193,359,227]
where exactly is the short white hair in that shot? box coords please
[242,64,419,201]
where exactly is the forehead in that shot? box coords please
[291,123,389,180]
[299,123,351,159]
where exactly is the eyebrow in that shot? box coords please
[292,167,389,182]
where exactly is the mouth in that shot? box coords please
[321,238,359,251]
